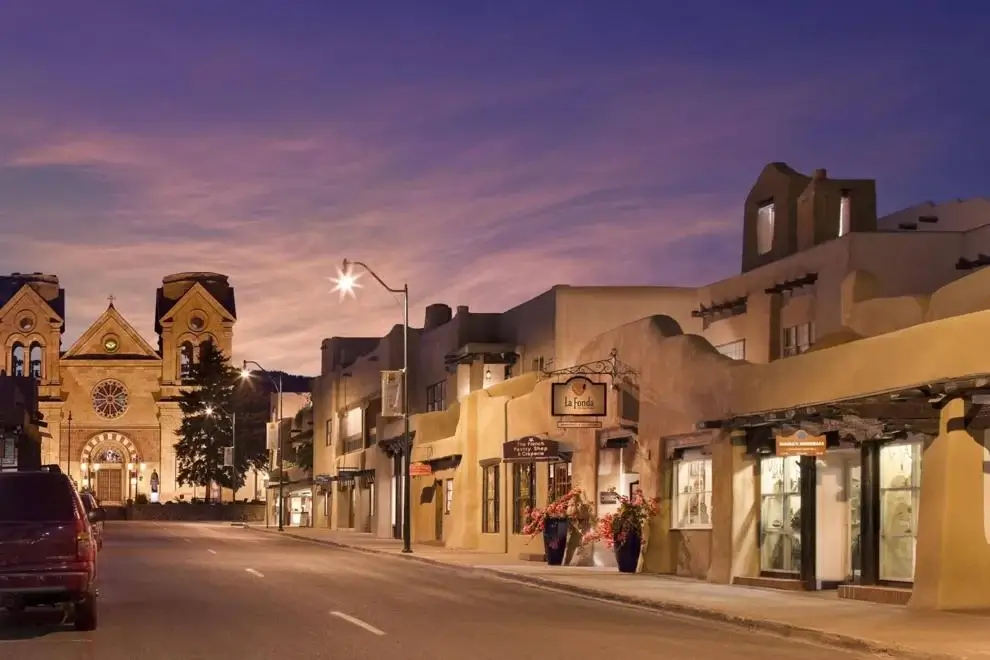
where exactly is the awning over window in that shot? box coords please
[664,430,717,459]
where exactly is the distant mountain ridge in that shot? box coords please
[246,370,312,394]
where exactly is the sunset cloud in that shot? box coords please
[0,3,985,374]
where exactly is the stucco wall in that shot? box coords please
[735,268,990,415]
[571,316,739,574]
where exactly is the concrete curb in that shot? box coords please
[245,527,959,660]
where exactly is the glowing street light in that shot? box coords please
[329,263,362,300]
[332,258,412,554]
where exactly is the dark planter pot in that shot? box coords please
[543,517,569,566]
[614,530,642,573]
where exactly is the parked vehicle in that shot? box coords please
[0,465,105,630]
[79,492,104,550]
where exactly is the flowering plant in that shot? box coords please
[582,488,660,549]
[522,488,594,549]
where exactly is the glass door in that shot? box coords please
[760,456,802,573]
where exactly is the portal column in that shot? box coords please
[910,397,990,610]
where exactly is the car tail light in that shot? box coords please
[75,517,93,561]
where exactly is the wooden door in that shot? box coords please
[97,468,123,504]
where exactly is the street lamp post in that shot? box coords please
[241,361,284,531]
[205,406,237,503]
[332,259,412,554]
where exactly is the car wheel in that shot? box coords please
[74,594,97,631]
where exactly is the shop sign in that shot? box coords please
[599,491,618,505]
[551,376,607,417]
[776,430,827,457]
[557,419,603,429]
[503,436,560,462]
[409,462,432,477]
[314,474,333,485]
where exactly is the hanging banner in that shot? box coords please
[223,447,234,467]
[381,370,404,417]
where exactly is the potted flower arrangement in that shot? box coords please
[522,488,594,566]
[583,488,660,573]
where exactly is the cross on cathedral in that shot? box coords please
[107,294,116,306]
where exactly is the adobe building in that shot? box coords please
[312,287,702,540]
[310,163,990,612]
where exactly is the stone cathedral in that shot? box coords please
[0,271,236,504]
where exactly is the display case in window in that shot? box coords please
[674,458,713,528]
[879,441,922,582]
[848,463,862,580]
[760,455,802,573]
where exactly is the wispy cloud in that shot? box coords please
[0,4,980,373]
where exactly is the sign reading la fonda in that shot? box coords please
[551,376,607,417]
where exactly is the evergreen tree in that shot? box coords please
[175,343,263,501]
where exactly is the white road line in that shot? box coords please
[207,549,217,555]
[330,611,385,636]
[245,568,264,578]
[183,538,191,543]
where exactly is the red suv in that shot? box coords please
[0,467,104,630]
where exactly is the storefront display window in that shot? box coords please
[848,463,861,580]
[482,464,499,533]
[512,463,536,534]
[672,457,712,529]
[880,441,922,582]
[760,455,802,573]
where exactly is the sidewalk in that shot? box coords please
[244,524,990,660]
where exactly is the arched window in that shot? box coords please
[29,343,43,379]
[10,343,25,377]
[198,338,215,362]
[179,342,194,380]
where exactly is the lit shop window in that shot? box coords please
[672,456,713,529]
[760,455,802,574]
[879,441,922,582]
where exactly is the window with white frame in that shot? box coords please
[839,192,851,237]
[782,322,815,357]
[444,478,453,515]
[756,202,775,254]
[672,453,713,529]
[715,339,746,360]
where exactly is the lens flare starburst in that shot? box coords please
[330,265,362,300]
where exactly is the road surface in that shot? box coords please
[0,521,870,659]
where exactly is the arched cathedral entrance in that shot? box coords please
[80,432,142,505]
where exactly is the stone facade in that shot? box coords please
[0,271,236,504]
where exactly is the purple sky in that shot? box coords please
[1,1,987,375]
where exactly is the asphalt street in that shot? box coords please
[1,521,873,659]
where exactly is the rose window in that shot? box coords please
[91,379,129,419]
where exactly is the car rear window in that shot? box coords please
[0,474,78,522]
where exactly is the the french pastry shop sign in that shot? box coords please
[775,429,827,457]
[551,376,607,417]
